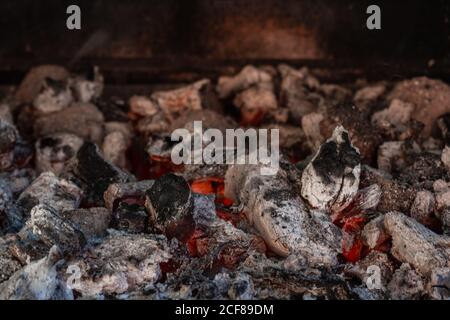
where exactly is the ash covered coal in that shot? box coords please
[0,63,450,301]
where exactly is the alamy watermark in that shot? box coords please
[170,121,280,176]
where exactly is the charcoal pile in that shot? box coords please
[0,64,449,300]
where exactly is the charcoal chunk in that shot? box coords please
[145,173,194,240]
[25,205,86,254]
[16,171,82,223]
[35,133,83,175]
[65,142,134,205]
[301,126,361,212]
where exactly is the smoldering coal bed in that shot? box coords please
[0,0,450,301]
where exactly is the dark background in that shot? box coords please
[1,0,449,84]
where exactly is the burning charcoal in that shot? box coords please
[129,95,159,117]
[104,180,154,211]
[225,164,341,265]
[35,133,84,175]
[361,215,389,250]
[354,83,386,103]
[371,99,415,139]
[387,263,425,300]
[66,231,171,298]
[217,65,273,99]
[151,79,211,121]
[410,190,437,227]
[65,142,134,205]
[427,267,450,300]
[301,126,361,212]
[360,165,416,213]
[16,171,82,223]
[0,237,22,284]
[70,66,104,103]
[61,207,111,241]
[15,65,70,104]
[388,77,450,136]
[33,78,73,115]
[33,102,104,145]
[384,212,450,275]
[24,204,86,253]
[0,246,73,300]
[145,173,194,241]
[112,202,148,233]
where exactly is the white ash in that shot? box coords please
[33,78,73,115]
[16,171,82,223]
[410,190,436,227]
[35,133,84,175]
[129,95,159,117]
[217,65,273,99]
[33,102,104,145]
[427,267,450,300]
[301,126,361,212]
[384,211,450,275]
[24,204,86,254]
[225,164,341,266]
[65,230,171,298]
[103,180,154,211]
[387,263,425,300]
[361,215,388,249]
[0,246,73,300]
